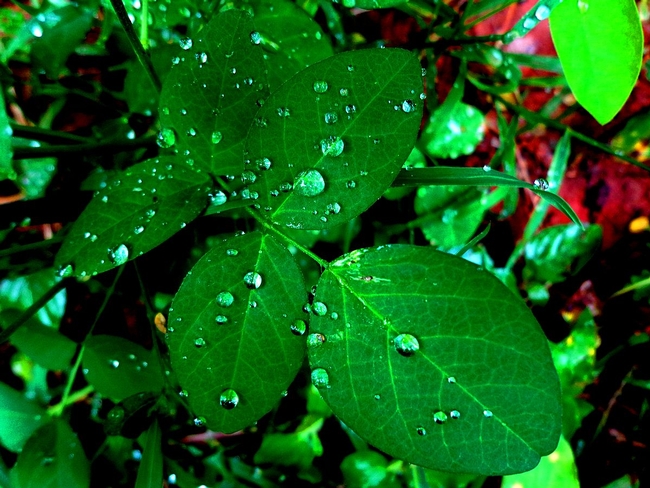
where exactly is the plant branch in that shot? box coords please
[108,0,161,93]
[10,123,89,144]
[12,135,158,160]
[0,278,69,344]
[423,34,506,49]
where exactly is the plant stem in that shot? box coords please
[12,135,157,160]
[0,279,68,344]
[0,235,64,259]
[50,266,124,418]
[10,123,88,144]
[108,0,161,93]
[140,0,149,48]
[423,34,506,48]
[48,385,94,417]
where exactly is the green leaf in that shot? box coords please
[308,245,561,475]
[54,157,211,277]
[502,435,579,488]
[0,382,47,452]
[550,0,643,124]
[82,335,165,402]
[168,231,306,432]
[340,451,399,488]
[246,48,423,230]
[135,420,163,488]
[159,9,269,175]
[0,86,15,181]
[253,416,324,470]
[13,156,57,200]
[235,0,334,91]
[523,224,602,284]
[10,419,90,488]
[341,0,409,8]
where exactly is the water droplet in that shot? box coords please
[483,409,493,418]
[313,80,328,93]
[330,311,339,320]
[277,107,291,117]
[346,180,357,189]
[215,315,228,324]
[220,388,240,409]
[320,136,344,156]
[345,104,356,114]
[250,31,261,45]
[157,128,176,148]
[433,411,448,424]
[226,248,238,256]
[339,88,349,97]
[578,0,589,13]
[256,157,272,170]
[209,191,227,206]
[307,333,326,347]
[194,416,206,427]
[522,17,536,30]
[290,319,307,336]
[211,131,223,144]
[108,244,129,266]
[416,426,427,436]
[186,127,197,137]
[241,170,257,185]
[374,394,381,400]
[535,5,550,20]
[419,92,427,100]
[401,99,416,113]
[347,64,354,72]
[196,52,208,64]
[312,301,328,316]
[394,333,419,357]
[180,37,192,50]
[447,376,456,384]
[244,271,263,289]
[216,291,234,307]
[57,264,74,278]
[194,337,206,348]
[325,202,341,215]
[171,56,180,65]
[533,178,549,190]
[450,410,461,419]
[324,112,338,124]
[311,368,330,388]
[109,359,120,368]
[30,22,43,38]
[294,169,326,197]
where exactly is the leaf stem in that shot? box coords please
[10,123,88,144]
[0,235,64,259]
[48,385,94,417]
[50,266,124,417]
[423,34,506,49]
[108,0,161,93]
[12,135,157,160]
[140,0,149,48]
[0,278,68,344]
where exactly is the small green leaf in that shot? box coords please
[135,420,163,488]
[0,382,47,452]
[308,245,561,475]
[421,102,485,159]
[10,419,90,488]
[0,85,14,181]
[168,231,306,432]
[340,450,399,488]
[247,48,423,230]
[159,9,269,174]
[0,269,66,327]
[55,157,211,277]
[253,416,324,470]
[82,335,164,402]
[550,0,643,124]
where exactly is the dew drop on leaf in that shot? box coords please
[215,315,228,324]
[226,248,239,256]
[209,190,227,207]
[57,264,74,278]
[157,128,176,148]
[211,131,223,144]
[194,337,206,348]
[216,291,234,307]
[394,333,419,356]
[256,157,272,170]
[324,112,338,124]
[243,271,263,289]
[277,107,291,117]
[193,416,206,426]
[313,80,328,93]
[346,180,357,189]
[290,319,307,336]
[482,165,492,172]
[294,169,326,197]
[433,411,448,424]
[219,388,240,410]
[447,376,457,384]
[401,99,416,113]
[307,333,326,348]
[450,410,461,419]
[535,5,550,20]
[241,170,257,185]
[312,301,328,316]
[179,37,192,50]
[483,409,493,418]
[345,104,356,114]
[339,88,349,97]
[416,426,427,436]
[134,225,145,235]
[533,178,549,190]
[311,368,330,388]
[320,136,344,156]
[250,31,261,45]
[108,244,129,266]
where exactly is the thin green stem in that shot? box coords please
[140,0,149,48]
[10,123,88,144]
[0,279,68,344]
[50,266,124,418]
[48,385,94,417]
[109,0,161,93]
[423,34,506,49]
[0,235,64,259]
[12,135,157,160]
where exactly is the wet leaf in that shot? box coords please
[135,420,163,488]
[0,86,14,181]
[550,0,643,124]
[82,335,164,402]
[159,9,269,175]
[54,157,211,277]
[168,231,306,432]
[246,48,423,230]
[340,450,399,488]
[421,102,485,159]
[0,382,47,452]
[10,419,90,488]
[308,245,561,475]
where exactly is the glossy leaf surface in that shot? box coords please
[82,335,164,402]
[159,9,269,174]
[168,231,306,432]
[0,269,66,327]
[308,245,561,475]
[0,383,46,452]
[135,420,163,488]
[10,419,90,488]
[550,0,643,124]
[246,48,423,230]
[55,157,211,277]
[0,86,14,181]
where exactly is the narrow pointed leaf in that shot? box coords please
[54,157,211,277]
[168,231,306,432]
[246,48,423,230]
[308,245,561,475]
[550,0,643,124]
[135,420,163,488]
[159,9,269,174]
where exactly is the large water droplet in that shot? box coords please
[324,112,338,124]
[394,333,419,356]
[294,169,325,197]
[250,31,261,44]
[320,136,344,156]
[209,190,227,206]
[108,244,129,266]
[401,99,416,113]
[450,410,461,419]
[241,170,257,185]
[211,131,223,144]
[307,333,326,347]
[256,157,272,170]
[535,4,550,20]
[220,388,240,409]
[179,38,192,50]
[533,178,549,190]
[157,128,176,148]
[433,411,448,424]
[311,368,330,388]
[216,291,234,307]
[290,319,307,336]
[313,80,328,93]
[312,301,328,316]
[243,271,263,289]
